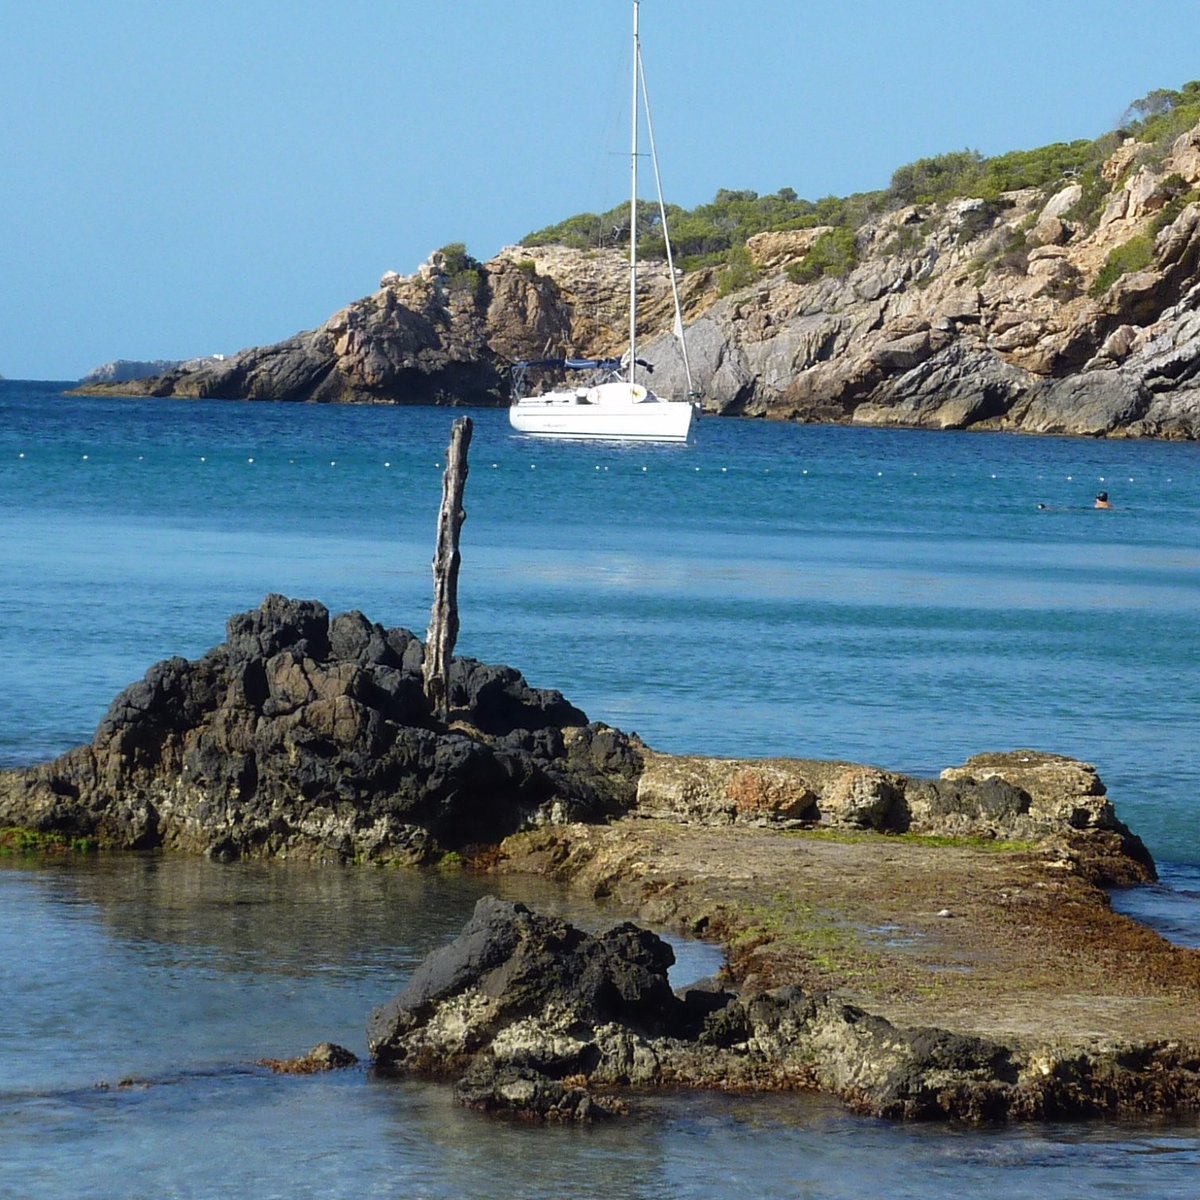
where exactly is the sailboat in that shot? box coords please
[508,1,698,443]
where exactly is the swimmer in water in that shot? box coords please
[1095,491,1112,509]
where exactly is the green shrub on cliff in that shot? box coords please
[717,245,759,296]
[1119,81,1200,151]
[437,242,488,301]
[1148,177,1200,235]
[519,79,1200,278]
[1089,234,1156,296]
[888,150,985,205]
[787,227,859,283]
[1062,165,1112,230]
[525,188,829,272]
[887,140,1105,207]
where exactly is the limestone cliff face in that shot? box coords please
[91,125,1200,438]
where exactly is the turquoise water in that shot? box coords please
[2,857,1198,1200]
[3,380,1197,860]
[2,379,1200,1197]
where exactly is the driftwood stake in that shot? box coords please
[423,416,473,721]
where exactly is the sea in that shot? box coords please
[1,378,1198,1198]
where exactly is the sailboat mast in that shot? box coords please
[637,40,696,397]
[629,0,639,386]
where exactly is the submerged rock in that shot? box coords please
[257,1042,359,1074]
[0,595,642,862]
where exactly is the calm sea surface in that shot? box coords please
[1,379,1198,1197]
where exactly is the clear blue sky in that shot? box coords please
[3,0,1198,380]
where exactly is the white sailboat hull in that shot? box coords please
[509,382,694,442]
[508,4,698,447]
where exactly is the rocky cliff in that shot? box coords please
[79,357,226,385]
[79,125,1200,437]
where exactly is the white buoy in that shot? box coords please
[18,452,24,459]
[200,456,206,462]
[248,457,254,464]
[384,462,391,468]
[82,454,89,461]
[330,460,336,466]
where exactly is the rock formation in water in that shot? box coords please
[0,595,642,862]
[367,895,1199,1122]
[0,596,1151,876]
[630,748,1154,885]
[1,595,1183,1123]
[75,122,1200,438]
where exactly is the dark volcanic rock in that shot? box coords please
[368,897,686,1073]
[0,596,643,862]
[367,898,1200,1123]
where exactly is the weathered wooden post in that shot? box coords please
[423,416,473,722]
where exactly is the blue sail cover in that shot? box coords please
[515,358,623,371]
[512,358,653,372]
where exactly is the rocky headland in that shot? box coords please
[75,121,1200,438]
[79,357,227,386]
[3,595,1198,1123]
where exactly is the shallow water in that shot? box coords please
[2,380,1199,1196]
[2,856,1198,1200]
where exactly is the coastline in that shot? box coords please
[3,596,1197,1123]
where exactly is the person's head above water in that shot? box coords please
[1095,491,1111,509]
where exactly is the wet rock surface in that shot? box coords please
[257,1042,359,1075]
[368,897,1200,1122]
